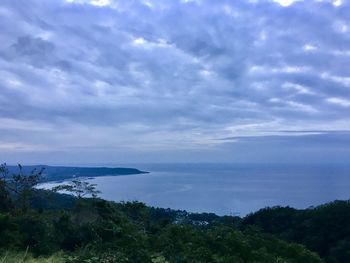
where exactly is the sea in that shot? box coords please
[40,163,350,217]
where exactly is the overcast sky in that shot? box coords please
[0,0,350,165]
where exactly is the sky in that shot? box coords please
[0,0,350,165]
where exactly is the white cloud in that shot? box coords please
[303,44,317,52]
[249,65,310,74]
[64,0,111,7]
[333,20,349,33]
[272,0,303,7]
[327,97,350,107]
[321,73,350,87]
[133,37,146,46]
[333,0,343,6]
[91,0,111,6]
[282,82,316,95]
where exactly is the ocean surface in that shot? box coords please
[41,163,350,216]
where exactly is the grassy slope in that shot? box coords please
[0,252,64,263]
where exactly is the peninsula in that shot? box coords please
[7,165,148,183]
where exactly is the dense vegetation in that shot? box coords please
[242,201,350,263]
[0,194,322,263]
[0,164,349,262]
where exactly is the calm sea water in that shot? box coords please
[41,163,350,216]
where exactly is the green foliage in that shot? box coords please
[0,164,14,212]
[52,179,101,199]
[0,195,324,263]
[64,249,130,263]
[151,255,169,263]
[242,201,350,263]
[0,163,44,213]
[0,251,65,263]
[152,223,321,263]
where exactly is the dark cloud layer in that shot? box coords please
[0,0,349,164]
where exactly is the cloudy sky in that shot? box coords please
[0,0,350,164]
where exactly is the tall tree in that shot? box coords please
[0,163,44,212]
[0,164,13,212]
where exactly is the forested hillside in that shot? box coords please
[0,193,322,263]
[6,165,147,183]
[242,201,350,263]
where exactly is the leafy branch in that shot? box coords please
[52,179,101,199]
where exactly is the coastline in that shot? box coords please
[7,165,149,183]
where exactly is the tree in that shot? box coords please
[0,163,44,212]
[0,164,13,212]
[52,179,101,199]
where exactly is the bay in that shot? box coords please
[41,163,350,216]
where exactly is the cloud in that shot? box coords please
[272,0,303,7]
[0,0,350,163]
[326,97,350,107]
